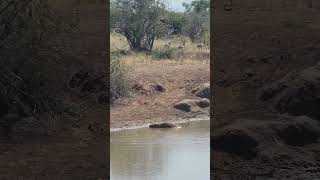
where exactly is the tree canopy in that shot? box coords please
[182,0,210,42]
[110,0,210,49]
[111,0,167,51]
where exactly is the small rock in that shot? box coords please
[132,83,150,95]
[132,83,145,91]
[150,83,166,92]
[88,123,94,132]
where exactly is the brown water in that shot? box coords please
[110,120,210,180]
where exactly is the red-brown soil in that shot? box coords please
[111,62,210,129]
[212,2,320,179]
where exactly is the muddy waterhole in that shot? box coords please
[110,119,210,180]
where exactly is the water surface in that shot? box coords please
[110,120,210,180]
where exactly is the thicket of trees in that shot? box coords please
[182,0,210,42]
[0,0,77,138]
[110,0,210,52]
[111,0,167,52]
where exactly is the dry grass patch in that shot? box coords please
[110,32,210,65]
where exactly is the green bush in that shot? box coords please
[110,55,130,101]
[0,1,79,138]
[152,48,177,60]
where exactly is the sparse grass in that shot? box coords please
[109,32,209,102]
[152,48,177,60]
[110,32,130,52]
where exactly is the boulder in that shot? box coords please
[277,117,320,146]
[261,64,320,119]
[149,123,177,128]
[213,116,320,159]
[196,98,210,108]
[174,99,210,112]
[213,128,258,159]
[174,99,197,112]
[192,82,210,99]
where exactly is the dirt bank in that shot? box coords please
[0,101,108,180]
[213,2,320,179]
[111,61,210,129]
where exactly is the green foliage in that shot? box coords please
[165,11,186,34]
[110,0,210,51]
[0,0,78,130]
[183,0,210,14]
[111,0,167,51]
[182,0,209,42]
[0,0,69,48]
[110,55,130,101]
[152,48,177,60]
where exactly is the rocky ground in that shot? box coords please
[212,2,320,179]
[111,62,210,129]
[0,66,108,180]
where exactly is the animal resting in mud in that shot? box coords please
[149,123,178,128]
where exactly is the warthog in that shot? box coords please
[149,123,178,128]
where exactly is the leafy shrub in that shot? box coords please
[110,55,130,101]
[152,48,177,60]
[0,1,79,138]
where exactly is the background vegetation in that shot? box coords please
[110,0,210,51]
[0,0,77,138]
[110,0,210,101]
[110,55,130,102]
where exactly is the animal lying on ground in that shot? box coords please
[149,123,179,128]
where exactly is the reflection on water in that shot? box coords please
[110,120,210,180]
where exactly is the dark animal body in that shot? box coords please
[149,123,177,128]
